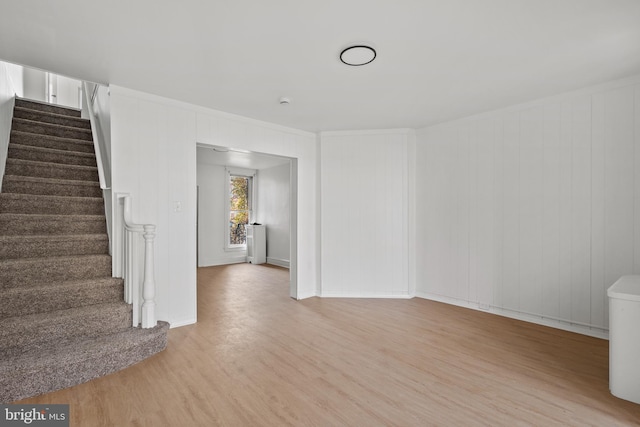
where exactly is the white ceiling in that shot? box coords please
[2,1,640,132]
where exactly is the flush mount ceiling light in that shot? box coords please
[340,45,376,66]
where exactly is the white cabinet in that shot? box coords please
[608,275,640,404]
[246,225,266,264]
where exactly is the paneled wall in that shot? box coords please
[256,163,291,267]
[320,130,414,297]
[416,78,640,336]
[110,85,318,327]
[111,88,198,327]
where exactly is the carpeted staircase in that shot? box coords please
[0,98,169,403]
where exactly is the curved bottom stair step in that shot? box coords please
[0,321,169,403]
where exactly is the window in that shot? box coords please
[227,173,253,248]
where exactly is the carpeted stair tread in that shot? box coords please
[8,143,97,167]
[0,234,109,259]
[0,193,104,215]
[12,118,92,141]
[10,131,94,153]
[0,302,132,359]
[0,254,112,289]
[15,98,81,118]
[1,175,102,198]
[13,106,91,129]
[0,278,124,319]
[4,158,98,181]
[0,213,106,235]
[0,321,169,403]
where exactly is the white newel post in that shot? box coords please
[141,224,157,328]
[116,193,157,329]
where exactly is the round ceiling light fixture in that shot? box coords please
[340,45,376,66]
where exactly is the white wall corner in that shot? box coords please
[407,131,417,297]
[315,132,323,297]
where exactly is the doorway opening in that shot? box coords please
[196,143,298,298]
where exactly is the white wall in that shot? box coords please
[110,85,318,329]
[22,67,45,102]
[196,162,252,266]
[111,87,198,328]
[320,129,415,298]
[256,163,291,267]
[22,68,81,108]
[5,63,23,98]
[55,75,82,109]
[416,76,640,337]
[0,61,23,191]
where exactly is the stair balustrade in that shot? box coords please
[114,193,157,328]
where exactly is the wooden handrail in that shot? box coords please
[82,82,110,190]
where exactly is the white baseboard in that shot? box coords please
[320,292,412,299]
[168,318,197,328]
[198,255,247,267]
[296,290,317,300]
[415,292,609,340]
[267,257,290,268]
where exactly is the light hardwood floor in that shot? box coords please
[17,264,640,426]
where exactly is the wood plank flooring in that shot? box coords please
[16,264,640,426]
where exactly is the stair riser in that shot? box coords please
[15,99,81,118]
[0,305,132,359]
[0,216,106,235]
[0,256,112,289]
[1,179,102,198]
[0,195,104,215]
[13,108,91,129]
[5,160,98,182]
[0,238,109,260]
[12,119,92,141]
[8,145,97,167]
[0,279,124,319]
[11,131,95,153]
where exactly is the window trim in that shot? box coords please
[224,167,256,251]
